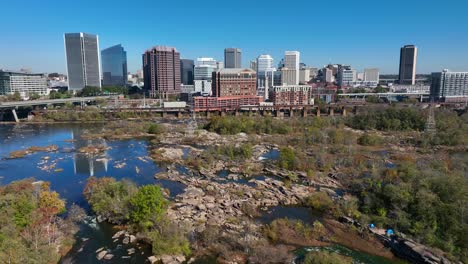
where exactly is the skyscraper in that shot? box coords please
[284,51,300,85]
[180,59,194,85]
[142,46,181,99]
[101,44,127,87]
[256,55,275,99]
[257,54,274,73]
[224,48,242,68]
[64,32,101,91]
[399,45,418,85]
[196,57,218,67]
[431,70,468,102]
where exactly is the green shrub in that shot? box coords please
[304,251,352,264]
[304,192,334,212]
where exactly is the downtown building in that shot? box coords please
[0,70,48,99]
[180,59,194,85]
[101,44,127,87]
[399,45,418,85]
[256,54,276,100]
[64,32,102,91]
[270,85,314,106]
[430,70,468,102]
[363,68,380,87]
[224,48,242,68]
[193,57,222,96]
[337,66,357,87]
[142,46,181,99]
[194,68,262,111]
[283,51,300,85]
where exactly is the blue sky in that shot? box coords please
[1,0,467,74]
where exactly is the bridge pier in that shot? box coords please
[235,111,240,117]
[12,109,19,123]
[342,107,347,117]
[206,111,211,118]
[316,108,321,117]
[353,106,358,115]
[329,107,334,116]
[275,110,284,118]
[162,111,167,118]
[177,111,183,118]
[302,107,308,117]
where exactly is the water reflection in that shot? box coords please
[0,123,186,262]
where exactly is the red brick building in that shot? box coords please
[194,68,262,111]
[212,68,256,97]
[270,85,314,105]
[194,95,263,111]
[142,46,181,99]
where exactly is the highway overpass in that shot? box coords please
[0,96,111,109]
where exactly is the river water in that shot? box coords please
[0,123,183,263]
[0,123,405,264]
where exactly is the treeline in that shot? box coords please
[204,116,292,135]
[350,155,468,261]
[347,107,467,146]
[346,108,425,131]
[204,115,346,136]
[0,179,85,263]
[83,177,191,256]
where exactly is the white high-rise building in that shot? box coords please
[323,68,334,83]
[284,51,300,85]
[364,68,380,83]
[431,70,468,101]
[299,68,311,84]
[281,68,298,86]
[195,57,217,67]
[256,54,275,100]
[0,71,48,98]
[194,65,216,80]
[337,67,357,86]
[257,54,274,73]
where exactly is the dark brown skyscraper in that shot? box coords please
[399,45,417,85]
[142,46,181,98]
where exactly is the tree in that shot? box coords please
[83,177,138,224]
[29,92,41,100]
[129,185,168,230]
[278,147,297,170]
[304,192,333,212]
[78,86,101,97]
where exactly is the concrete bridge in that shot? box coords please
[338,92,430,102]
[0,96,111,122]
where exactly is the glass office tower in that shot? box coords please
[101,44,128,87]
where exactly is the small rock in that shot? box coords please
[104,254,114,260]
[96,250,107,260]
[148,256,159,264]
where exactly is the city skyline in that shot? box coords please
[1,0,467,74]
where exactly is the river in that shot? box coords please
[0,123,182,263]
[0,123,405,264]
